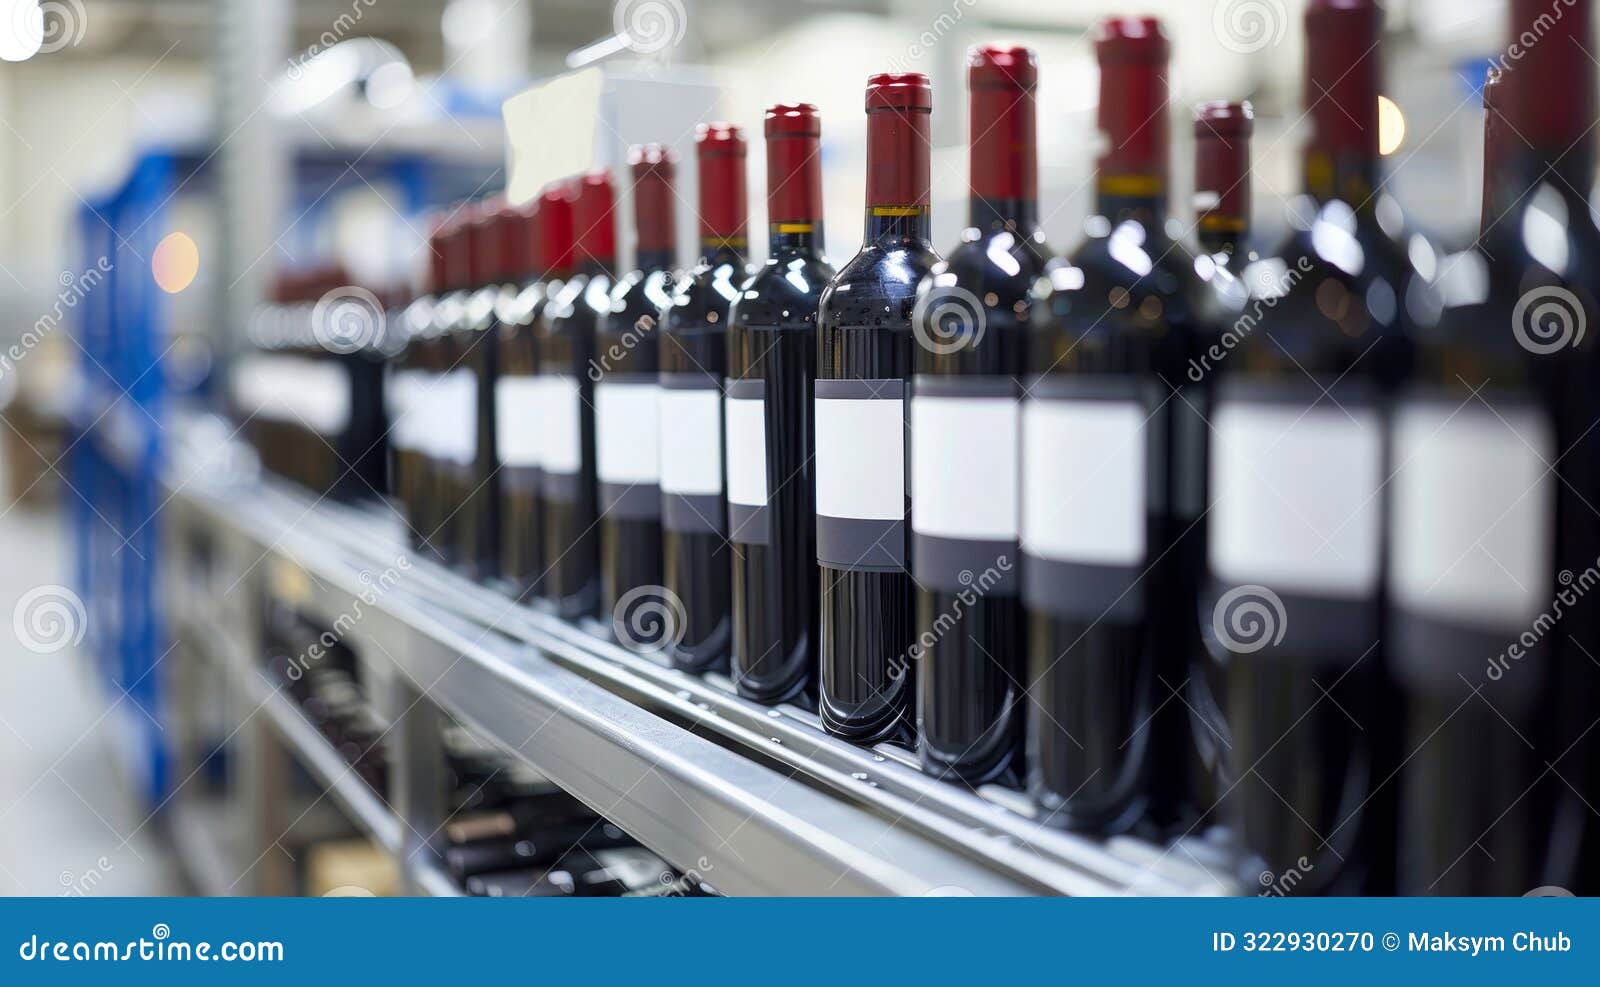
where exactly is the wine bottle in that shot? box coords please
[496,184,575,600]
[538,171,614,619]
[426,209,474,569]
[1184,100,1257,821]
[659,123,747,672]
[816,73,937,744]
[453,199,504,582]
[1024,18,1205,831]
[1394,4,1600,894]
[598,145,676,642]
[391,217,448,561]
[1202,0,1422,893]
[909,46,1044,785]
[727,103,836,704]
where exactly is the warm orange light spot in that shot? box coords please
[152,232,199,293]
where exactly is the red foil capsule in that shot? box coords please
[535,181,576,279]
[1506,0,1594,151]
[1194,100,1254,232]
[441,208,474,293]
[467,198,502,287]
[1094,17,1170,191]
[1304,0,1382,158]
[426,211,451,295]
[864,72,932,209]
[968,45,1038,202]
[695,122,748,242]
[765,103,824,225]
[572,169,617,271]
[498,200,536,284]
[629,143,677,256]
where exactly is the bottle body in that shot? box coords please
[494,278,550,599]
[727,231,833,703]
[596,262,673,639]
[911,202,1042,786]
[659,248,743,671]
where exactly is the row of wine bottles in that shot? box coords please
[237,0,1600,896]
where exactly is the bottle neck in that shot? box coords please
[698,238,746,268]
[970,197,1038,234]
[1302,150,1381,211]
[1094,180,1166,229]
[1487,147,1597,237]
[767,223,823,257]
[863,207,931,245]
[635,248,675,272]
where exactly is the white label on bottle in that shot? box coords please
[541,375,583,475]
[494,375,543,467]
[1021,398,1145,565]
[387,370,427,451]
[234,355,350,436]
[595,381,661,484]
[1391,401,1553,625]
[815,395,904,521]
[1210,401,1383,596]
[725,393,767,507]
[911,395,1018,541]
[430,369,477,464]
[659,387,723,495]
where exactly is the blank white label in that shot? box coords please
[1021,398,1145,565]
[912,395,1018,541]
[659,388,723,495]
[540,375,583,475]
[725,394,767,507]
[432,369,477,464]
[595,381,661,484]
[1391,401,1553,625]
[495,375,542,467]
[815,395,904,520]
[234,355,350,437]
[387,370,427,452]
[1211,401,1383,596]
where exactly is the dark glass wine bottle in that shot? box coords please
[496,184,574,601]
[392,216,449,564]
[1183,99,1257,821]
[537,171,614,619]
[426,210,474,569]
[727,103,835,704]
[816,73,937,744]
[1024,18,1213,832]
[909,46,1044,786]
[659,123,747,672]
[598,145,676,641]
[1202,0,1423,893]
[1394,5,1600,895]
[453,199,503,582]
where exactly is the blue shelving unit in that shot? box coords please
[68,143,497,810]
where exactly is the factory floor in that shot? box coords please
[0,494,183,896]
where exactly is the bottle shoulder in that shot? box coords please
[820,241,941,314]
[663,259,746,330]
[729,254,836,329]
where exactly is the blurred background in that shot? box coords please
[0,0,1547,895]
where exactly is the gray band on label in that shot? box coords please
[663,492,725,535]
[817,515,905,571]
[599,482,660,520]
[729,503,770,545]
[1023,554,1144,622]
[913,533,1017,595]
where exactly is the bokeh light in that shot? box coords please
[152,231,199,293]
